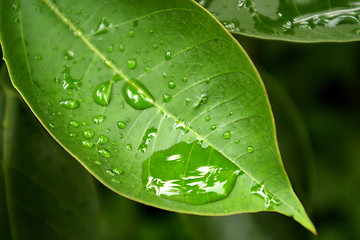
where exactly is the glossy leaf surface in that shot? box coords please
[0,0,314,232]
[0,67,100,239]
[197,0,360,42]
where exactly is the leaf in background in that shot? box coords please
[0,66,100,239]
[196,0,360,42]
[0,0,314,232]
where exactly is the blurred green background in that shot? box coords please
[1,35,359,239]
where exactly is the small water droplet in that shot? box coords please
[210,125,217,131]
[168,81,176,89]
[81,140,93,148]
[70,132,77,137]
[107,44,113,52]
[117,121,126,129]
[97,135,108,144]
[223,131,231,139]
[69,120,79,128]
[138,128,157,153]
[98,149,111,158]
[128,30,134,37]
[59,99,79,109]
[205,116,210,121]
[185,98,191,106]
[94,17,110,36]
[12,2,20,11]
[247,146,254,153]
[229,111,233,117]
[93,80,114,106]
[92,115,106,125]
[125,144,132,151]
[165,50,171,60]
[145,66,151,72]
[34,55,42,60]
[127,58,137,69]
[122,79,155,110]
[83,129,94,139]
[163,93,172,102]
[119,44,125,52]
[182,77,187,82]
[234,139,240,144]
[64,50,74,60]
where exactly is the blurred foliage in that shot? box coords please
[1,33,360,239]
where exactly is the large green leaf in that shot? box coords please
[196,0,360,42]
[0,66,100,239]
[0,0,315,232]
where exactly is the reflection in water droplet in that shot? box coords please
[251,184,282,209]
[69,120,79,128]
[122,79,155,110]
[163,93,172,102]
[97,135,108,144]
[247,146,254,153]
[98,148,111,158]
[174,121,190,134]
[185,98,191,106]
[142,141,241,205]
[94,17,110,36]
[205,116,210,121]
[234,139,240,144]
[93,115,106,125]
[128,30,134,37]
[93,80,114,106]
[125,144,132,151]
[127,58,137,69]
[119,44,125,52]
[59,99,79,109]
[34,55,42,60]
[223,131,230,139]
[145,66,151,72]
[81,140,93,149]
[64,50,74,60]
[194,94,209,108]
[117,121,126,129]
[138,128,157,153]
[83,129,94,139]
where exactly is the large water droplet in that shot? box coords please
[59,99,79,109]
[81,140,93,149]
[247,146,254,153]
[97,135,108,144]
[223,131,230,139]
[83,129,94,139]
[93,80,114,106]
[117,121,126,129]
[142,141,241,205]
[138,127,157,153]
[69,120,79,128]
[251,184,282,209]
[122,79,155,110]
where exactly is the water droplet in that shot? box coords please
[229,111,233,117]
[122,79,155,110]
[83,129,94,139]
[81,140,93,149]
[107,44,113,52]
[174,121,190,134]
[234,139,240,144]
[152,44,158,49]
[128,30,134,37]
[185,98,191,106]
[163,93,172,102]
[145,66,151,72]
[182,77,187,82]
[64,50,74,60]
[98,148,111,158]
[93,115,106,125]
[210,125,217,131]
[125,144,132,151]
[205,116,210,121]
[142,141,240,204]
[119,44,125,52]
[223,131,230,139]
[70,132,77,137]
[194,94,209,108]
[127,58,137,69]
[165,50,171,60]
[94,17,110,36]
[34,55,42,60]
[69,120,79,128]
[59,99,79,109]
[117,121,126,129]
[138,128,157,153]
[97,135,108,144]
[57,65,81,90]
[247,146,254,153]
[93,80,114,106]
[168,81,176,89]
[251,184,281,209]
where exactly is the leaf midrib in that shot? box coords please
[42,0,305,223]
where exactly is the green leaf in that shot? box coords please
[0,66,100,239]
[0,0,315,233]
[196,0,360,42]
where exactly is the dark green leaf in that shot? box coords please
[196,0,360,42]
[0,66,100,239]
[0,0,315,232]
